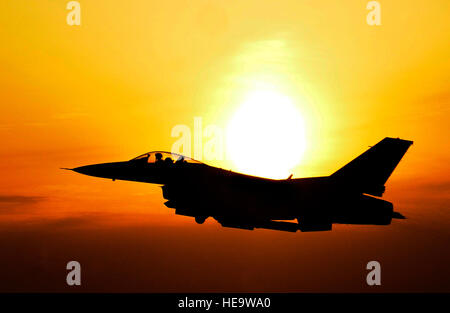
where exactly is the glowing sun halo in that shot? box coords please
[226,90,306,179]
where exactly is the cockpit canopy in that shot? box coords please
[130,151,203,164]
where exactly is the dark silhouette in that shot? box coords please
[155,152,163,163]
[65,137,413,232]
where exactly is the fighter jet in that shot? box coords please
[65,137,413,232]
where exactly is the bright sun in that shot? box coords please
[226,90,306,179]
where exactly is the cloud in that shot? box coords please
[420,180,450,194]
[32,212,117,230]
[0,195,43,204]
[0,194,44,214]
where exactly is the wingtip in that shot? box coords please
[60,168,73,171]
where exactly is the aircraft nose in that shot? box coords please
[72,164,99,176]
[71,162,127,179]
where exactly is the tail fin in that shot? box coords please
[330,137,413,196]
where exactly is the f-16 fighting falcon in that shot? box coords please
[65,137,413,232]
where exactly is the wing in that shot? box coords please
[160,167,300,231]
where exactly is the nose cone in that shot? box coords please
[72,162,127,179]
[72,164,100,176]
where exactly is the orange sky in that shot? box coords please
[0,0,449,292]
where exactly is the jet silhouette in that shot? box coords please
[66,137,412,232]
